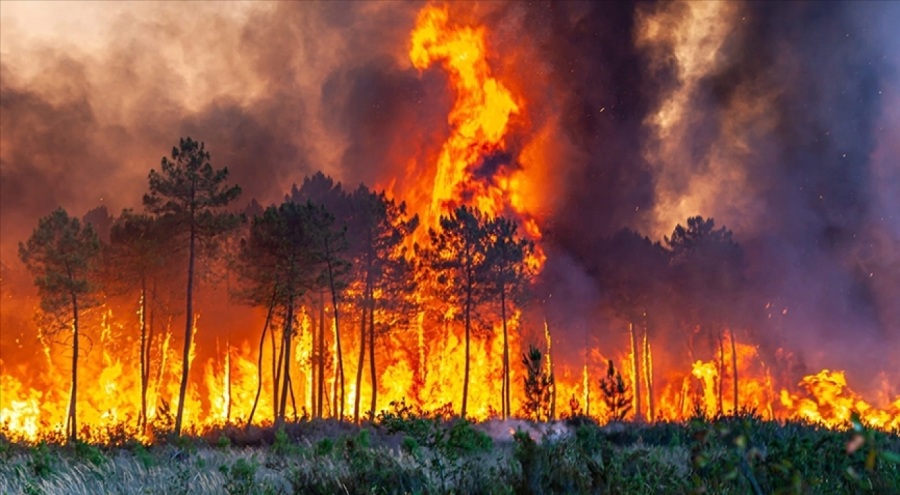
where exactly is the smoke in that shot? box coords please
[0,2,426,259]
[487,1,898,385]
[2,1,898,390]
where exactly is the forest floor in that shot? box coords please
[1,411,899,494]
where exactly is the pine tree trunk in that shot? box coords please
[317,295,325,419]
[500,284,509,419]
[368,287,377,420]
[276,301,294,428]
[717,332,725,415]
[145,279,156,432]
[139,278,148,432]
[545,321,556,420]
[273,313,285,422]
[247,289,277,428]
[272,306,281,422]
[462,284,472,418]
[225,341,232,423]
[309,306,316,417]
[354,304,366,424]
[68,291,80,443]
[643,322,654,421]
[729,327,738,415]
[629,322,642,421]
[174,211,196,437]
[327,264,344,419]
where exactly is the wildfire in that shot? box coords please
[410,5,520,224]
[780,370,900,430]
[1,3,898,444]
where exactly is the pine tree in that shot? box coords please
[484,216,533,419]
[521,345,553,421]
[599,359,632,422]
[143,137,241,435]
[421,205,490,418]
[19,208,101,443]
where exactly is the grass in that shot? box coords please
[1,410,898,494]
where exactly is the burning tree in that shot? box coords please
[600,359,632,422]
[143,137,241,435]
[307,202,351,419]
[667,216,746,415]
[346,185,419,423]
[593,229,669,421]
[19,208,101,443]
[521,344,553,422]
[483,216,534,419]
[421,205,491,418]
[235,201,330,427]
[106,210,171,432]
[288,173,352,419]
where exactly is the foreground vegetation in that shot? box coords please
[1,408,898,495]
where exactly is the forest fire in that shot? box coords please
[1,2,899,445]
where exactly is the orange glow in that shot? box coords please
[406,3,545,271]
[780,370,900,430]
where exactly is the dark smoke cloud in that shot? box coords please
[478,1,898,383]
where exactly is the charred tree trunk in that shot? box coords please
[324,238,345,419]
[545,320,556,420]
[276,300,294,428]
[643,320,654,421]
[308,306,316,418]
[717,331,725,415]
[225,341,232,423]
[138,277,149,432]
[629,322,642,421]
[462,283,472,418]
[273,311,286,423]
[317,293,326,419]
[368,285,377,420]
[247,288,277,428]
[354,304,366,424]
[174,196,196,437]
[729,327,739,415]
[500,283,510,419]
[144,279,157,432]
[68,290,80,443]
[288,373,299,421]
[271,306,281,421]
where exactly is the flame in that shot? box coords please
[406,3,546,275]
[780,370,900,430]
[410,4,520,224]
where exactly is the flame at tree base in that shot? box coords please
[2,310,898,444]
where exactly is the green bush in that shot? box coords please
[1,417,897,494]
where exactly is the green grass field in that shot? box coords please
[2,410,899,495]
